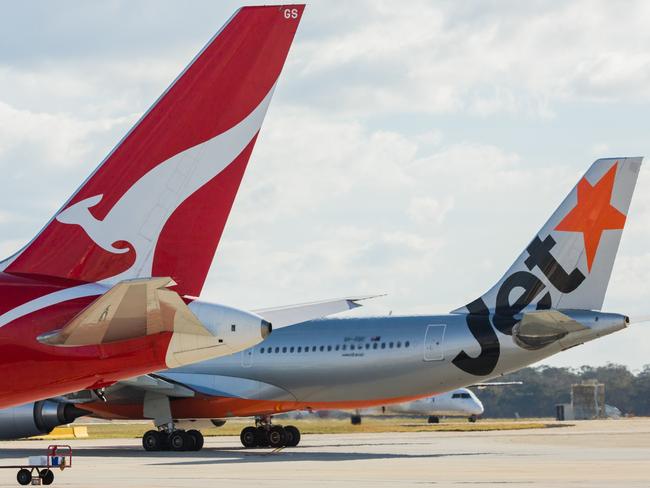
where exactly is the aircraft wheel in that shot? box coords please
[255,427,270,447]
[284,425,301,447]
[170,430,193,451]
[40,469,54,485]
[267,425,287,448]
[187,429,204,451]
[16,469,31,486]
[240,426,258,448]
[350,415,362,425]
[428,416,440,424]
[143,430,165,451]
[468,415,478,423]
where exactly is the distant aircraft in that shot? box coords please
[377,388,484,423]
[346,383,521,424]
[6,156,638,452]
[0,6,321,413]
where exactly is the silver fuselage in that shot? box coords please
[161,311,626,406]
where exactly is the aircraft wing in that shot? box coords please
[117,375,195,398]
[253,295,384,328]
[470,381,523,389]
[37,277,211,346]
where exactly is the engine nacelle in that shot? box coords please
[188,301,272,354]
[0,400,87,440]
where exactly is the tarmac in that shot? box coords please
[1,419,649,487]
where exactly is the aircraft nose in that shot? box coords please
[261,320,273,339]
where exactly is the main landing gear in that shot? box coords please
[427,416,440,424]
[240,416,301,448]
[142,428,204,452]
[141,391,205,451]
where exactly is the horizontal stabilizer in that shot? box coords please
[512,310,587,350]
[254,294,384,328]
[37,277,206,345]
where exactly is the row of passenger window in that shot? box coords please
[259,341,411,354]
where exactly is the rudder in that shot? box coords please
[1,5,305,297]
[453,157,643,316]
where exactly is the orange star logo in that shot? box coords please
[555,162,626,272]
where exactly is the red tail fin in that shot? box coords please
[3,5,304,297]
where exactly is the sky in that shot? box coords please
[2,1,650,370]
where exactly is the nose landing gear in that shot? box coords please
[240,416,301,448]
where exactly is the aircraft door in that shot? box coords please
[241,347,254,367]
[423,324,446,361]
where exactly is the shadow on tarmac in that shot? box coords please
[0,445,493,465]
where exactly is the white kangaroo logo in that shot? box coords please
[56,84,277,283]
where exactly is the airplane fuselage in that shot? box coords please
[88,310,627,420]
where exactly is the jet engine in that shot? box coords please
[0,400,88,440]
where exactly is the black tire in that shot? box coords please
[170,430,192,451]
[143,430,164,451]
[351,415,362,425]
[468,415,477,423]
[428,416,440,424]
[284,425,301,447]
[255,427,269,447]
[267,425,287,448]
[40,469,54,485]
[16,469,31,486]
[240,426,258,448]
[187,429,204,451]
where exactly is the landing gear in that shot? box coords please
[239,416,301,448]
[468,415,478,423]
[284,425,301,447]
[143,430,167,451]
[427,415,440,424]
[142,428,204,452]
[187,429,204,450]
[240,426,258,448]
[350,414,362,425]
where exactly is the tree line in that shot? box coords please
[477,364,650,418]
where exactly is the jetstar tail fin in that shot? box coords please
[1,5,305,298]
[453,157,642,316]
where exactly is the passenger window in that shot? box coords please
[335,345,340,351]
[365,343,370,350]
[312,346,317,352]
[260,347,265,353]
[381,343,386,349]
[320,346,324,352]
[327,345,332,351]
[290,346,294,353]
[397,341,401,348]
[405,341,410,347]
[373,343,378,349]
[389,342,394,348]
[297,346,302,353]
[282,347,287,353]
[274,347,280,353]
[342,345,347,351]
